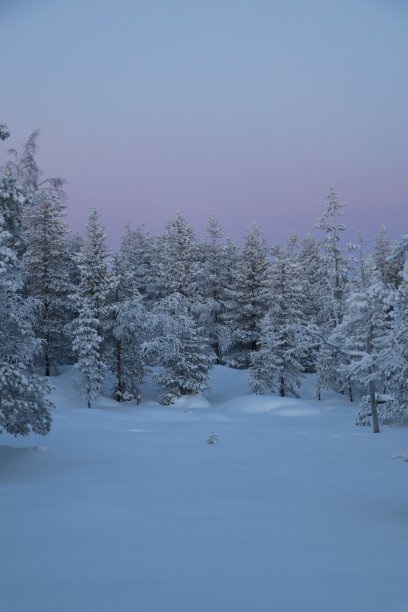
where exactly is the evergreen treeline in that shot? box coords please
[1,128,408,436]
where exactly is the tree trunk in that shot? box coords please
[367,320,380,433]
[280,374,285,397]
[348,381,353,403]
[115,339,124,401]
[214,340,221,365]
[369,379,380,434]
[44,349,50,377]
[44,303,50,376]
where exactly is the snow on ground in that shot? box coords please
[1,366,408,612]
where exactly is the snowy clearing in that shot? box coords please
[1,366,407,612]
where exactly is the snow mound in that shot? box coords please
[171,394,212,411]
[219,394,321,416]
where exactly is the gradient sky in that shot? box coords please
[1,0,407,248]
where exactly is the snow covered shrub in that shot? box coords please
[391,452,408,463]
[207,433,218,445]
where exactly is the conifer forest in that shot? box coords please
[1,126,407,436]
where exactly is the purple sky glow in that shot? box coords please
[1,0,407,248]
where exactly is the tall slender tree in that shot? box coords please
[71,209,113,406]
[200,215,230,363]
[0,153,52,435]
[23,192,72,375]
[226,224,270,368]
[250,233,306,397]
[72,299,104,409]
[314,189,350,398]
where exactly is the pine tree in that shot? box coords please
[377,240,408,424]
[72,299,104,408]
[143,212,213,402]
[315,188,349,328]
[374,224,392,286]
[66,234,84,293]
[0,168,26,254]
[217,238,240,361]
[119,224,159,305]
[71,209,113,404]
[76,209,113,321]
[250,233,305,397]
[108,243,147,403]
[0,170,52,435]
[23,192,72,375]
[200,215,230,363]
[113,295,146,403]
[226,224,270,368]
[314,189,350,398]
[298,235,322,373]
[331,240,388,433]
[146,293,213,405]
[157,212,200,300]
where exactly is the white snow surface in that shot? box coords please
[1,366,408,612]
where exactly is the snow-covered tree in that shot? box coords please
[375,239,408,424]
[314,189,350,398]
[71,299,104,408]
[113,294,146,403]
[315,188,349,328]
[226,224,270,368]
[156,212,200,300]
[199,215,231,363]
[0,169,26,254]
[71,209,113,404]
[23,192,72,374]
[374,224,391,285]
[65,234,84,291]
[250,233,306,397]
[331,255,388,433]
[146,293,213,405]
[0,171,52,435]
[298,234,322,372]
[118,224,159,305]
[106,241,147,403]
[75,208,113,322]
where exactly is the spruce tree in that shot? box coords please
[146,293,213,405]
[108,243,147,403]
[314,189,350,398]
[157,211,200,299]
[76,209,113,320]
[0,169,52,435]
[119,224,158,305]
[72,299,104,409]
[23,192,72,375]
[331,241,388,433]
[113,295,146,403]
[200,215,230,363]
[250,233,305,397]
[377,240,408,424]
[226,224,270,368]
[71,209,113,405]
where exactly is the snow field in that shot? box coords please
[1,366,408,612]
